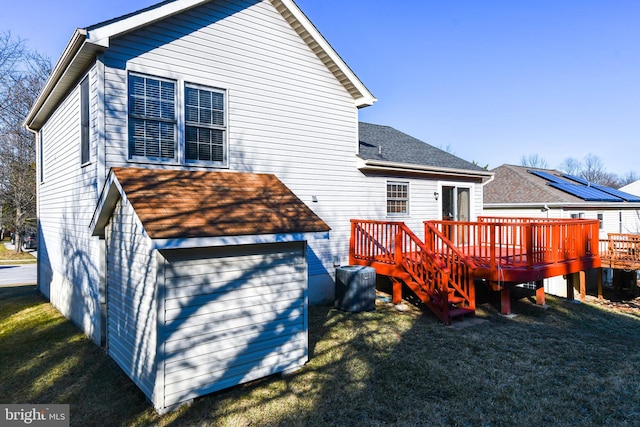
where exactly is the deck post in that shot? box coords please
[392,279,402,304]
[535,280,545,306]
[579,270,586,301]
[566,273,575,301]
[597,268,603,300]
[500,286,511,315]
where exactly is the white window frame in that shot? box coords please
[386,181,410,217]
[184,82,228,166]
[127,71,228,167]
[80,76,91,166]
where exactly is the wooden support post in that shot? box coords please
[566,273,575,301]
[500,286,511,315]
[579,270,586,302]
[392,279,402,304]
[535,280,545,306]
[597,267,603,300]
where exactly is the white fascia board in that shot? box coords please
[25,29,87,130]
[272,0,376,108]
[90,171,125,237]
[152,231,330,250]
[86,0,211,47]
[484,202,640,210]
[360,159,494,181]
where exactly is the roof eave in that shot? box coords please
[271,0,376,108]
[360,158,494,182]
[25,29,98,131]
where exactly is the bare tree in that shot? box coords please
[558,157,582,176]
[0,31,51,251]
[619,171,640,188]
[520,153,549,169]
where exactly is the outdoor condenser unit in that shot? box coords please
[335,265,376,312]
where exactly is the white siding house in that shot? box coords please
[25,0,492,412]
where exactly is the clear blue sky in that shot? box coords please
[2,0,639,176]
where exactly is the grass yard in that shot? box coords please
[0,241,36,263]
[1,284,640,426]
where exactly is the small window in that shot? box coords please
[80,77,90,164]
[39,130,44,183]
[185,84,226,164]
[128,74,177,160]
[387,182,409,216]
[597,213,603,230]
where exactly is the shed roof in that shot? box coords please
[358,122,492,181]
[92,168,330,240]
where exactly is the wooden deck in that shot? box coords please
[428,217,601,284]
[350,217,601,322]
[599,233,640,270]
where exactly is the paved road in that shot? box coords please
[0,264,37,286]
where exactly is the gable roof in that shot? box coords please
[25,0,375,131]
[357,122,493,181]
[91,168,330,243]
[485,164,640,206]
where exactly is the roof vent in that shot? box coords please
[378,145,382,155]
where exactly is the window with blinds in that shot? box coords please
[128,74,177,160]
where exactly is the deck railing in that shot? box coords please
[599,233,640,268]
[426,218,600,270]
[350,220,475,315]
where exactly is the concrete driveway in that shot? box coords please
[0,264,37,286]
[1,242,37,286]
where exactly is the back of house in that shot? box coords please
[25,0,492,411]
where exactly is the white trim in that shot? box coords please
[152,231,330,250]
[359,158,494,182]
[86,0,211,47]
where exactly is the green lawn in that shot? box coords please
[0,240,36,263]
[1,284,640,426]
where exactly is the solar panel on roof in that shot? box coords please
[549,182,622,201]
[591,184,640,202]
[562,174,590,185]
[528,170,565,183]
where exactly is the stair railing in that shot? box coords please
[424,221,478,310]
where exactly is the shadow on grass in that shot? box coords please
[2,286,640,426]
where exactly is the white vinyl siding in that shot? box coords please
[106,198,158,399]
[159,242,307,408]
[37,65,102,343]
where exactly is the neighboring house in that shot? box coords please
[620,179,640,198]
[25,0,491,412]
[484,164,640,296]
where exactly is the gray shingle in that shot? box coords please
[358,122,484,171]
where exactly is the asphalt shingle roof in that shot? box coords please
[358,122,485,172]
[110,168,330,239]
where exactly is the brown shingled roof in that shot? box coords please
[484,164,583,204]
[110,168,330,239]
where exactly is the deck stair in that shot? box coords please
[349,220,476,324]
[350,217,601,323]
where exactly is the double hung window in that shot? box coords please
[129,74,177,160]
[128,73,227,165]
[387,181,409,216]
[185,84,225,163]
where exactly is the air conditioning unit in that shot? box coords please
[335,266,376,312]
